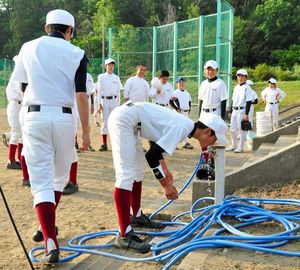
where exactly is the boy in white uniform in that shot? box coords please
[261,78,286,130]
[108,101,228,253]
[170,77,193,149]
[226,69,252,153]
[246,80,258,129]
[149,70,173,107]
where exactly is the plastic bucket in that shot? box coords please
[256,111,272,136]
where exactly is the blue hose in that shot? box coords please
[29,154,300,269]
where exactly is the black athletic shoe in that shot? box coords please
[7,160,21,170]
[99,144,108,151]
[88,145,95,152]
[40,249,60,264]
[32,226,58,243]
[130,212,165,229]
[22,179,30,187]
[114,230,151,253]
[182,142,193,149]
[62,182,79,195]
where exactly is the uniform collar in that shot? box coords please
[48,31,65,40]
[208,76,218,83]
[188,123,197,138]
[239,82,246,86]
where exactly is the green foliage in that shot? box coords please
[272,45,300,70]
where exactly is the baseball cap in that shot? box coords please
[105,58,115,65]
[204,60,219,70]
[199,112,228,145]
[176,76,184,83]
[236,69,248,76]
[268,78,277,84]
[246,80,254,86]
[46,9,75,28]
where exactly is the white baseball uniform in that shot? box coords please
[198,77,228,116]
[261,87,286,129]
[97,72,122,134]
[230,82,253,150]
[6,76,22,145]
[93,83,100,125]
[248,87,258,128]
[86,72,94,123]
[108,102,194,191]
[12,33,85,206]
[149,81,173,107]
[123,75,150,102]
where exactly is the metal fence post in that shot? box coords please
[216,0,222,66]
[227,4,234,108]
[173,22,178,89]
[152,26,157,78]
[108,27,113,58]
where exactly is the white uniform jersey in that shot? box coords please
[149,81,173,105]
[198,77,228,109]
[232,83,253,107]
[261,87,286,103]
[6,76,22,102]
[124,76,150,102]
[12,35,84,107]
[249,87,258,102]
[86,73,94,96]
[96,72,122,98]
[172,89,192,111]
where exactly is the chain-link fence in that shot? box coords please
[108,0,234,104]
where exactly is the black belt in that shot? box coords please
[28,105,72,114]
[202,108,216,113]
[156,103,168,107]
[181,109,189,112]
[102,96,117,99]
[269,102,278,105]
[233,106,244,110]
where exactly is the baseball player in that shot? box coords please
[170,77,193,149]
[108,101,228,253]
[5,55,22,170]
[123,64,150,103]
[86,70,96,151]
[226,69,252,153]
[12,9,90,264]
[149,70,173,107]
[261,78,286,130]
[246,80,258,129]
[93,83,101,126]
[96,58,122,151]
[198,60,228,161]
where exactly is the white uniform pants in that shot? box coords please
[7,100,22,144]
[230,109,247,149]
[22,106,76,206]
[101,98,118,134]
[265,103,279,129]
[108,104,145,191]
[181,111,190,145]
[93,95,101,124]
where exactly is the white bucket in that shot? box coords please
[246,132,256,151]
[256,111,272,136]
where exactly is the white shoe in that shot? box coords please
[226,146,235,151]
[234,147,244,153]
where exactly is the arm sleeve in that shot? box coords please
[221,100,227,120]
[170,98,180,110]
[145,143,165,168]
[198,100,203,117]
[252,98,258,104]
[74,54,87,93]
[245,100,251,115]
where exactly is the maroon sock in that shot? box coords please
[17,143,23,162]
[54,191,62,209]
[21,155,29,181]
[69,162,78,184]
[130,181,142,217]
[102,134,107,145]
[35,202,59,252]
[202,146,208,162]
[8,144,17,162]
[114,187,131,237]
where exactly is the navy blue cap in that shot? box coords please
[176,76,184,83]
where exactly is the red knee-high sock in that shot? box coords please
[202,146,208,162]
[8,144,17,162]
[69,162,78,184]
[35,202,59,252]
[102,134,107,145]
[17,143,23,162]
[20,155,29,181]
[114,187,131,237]
[130,181,142,217]
[54,191,62,208]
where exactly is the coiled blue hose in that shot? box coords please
[29,154,300,269]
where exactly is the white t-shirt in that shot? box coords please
[86,73,94,96]
[12,35,84,107]
[149,81,173,105]
[124,76,150,102]
[6,76,22,102]
[172,89,192,110]
[198,78,228,109]
[232,83,253,107]
[134,102,194,155]
[96,72,122,98]
[261,87,286,103]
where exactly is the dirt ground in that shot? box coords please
[0,107,299,270]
